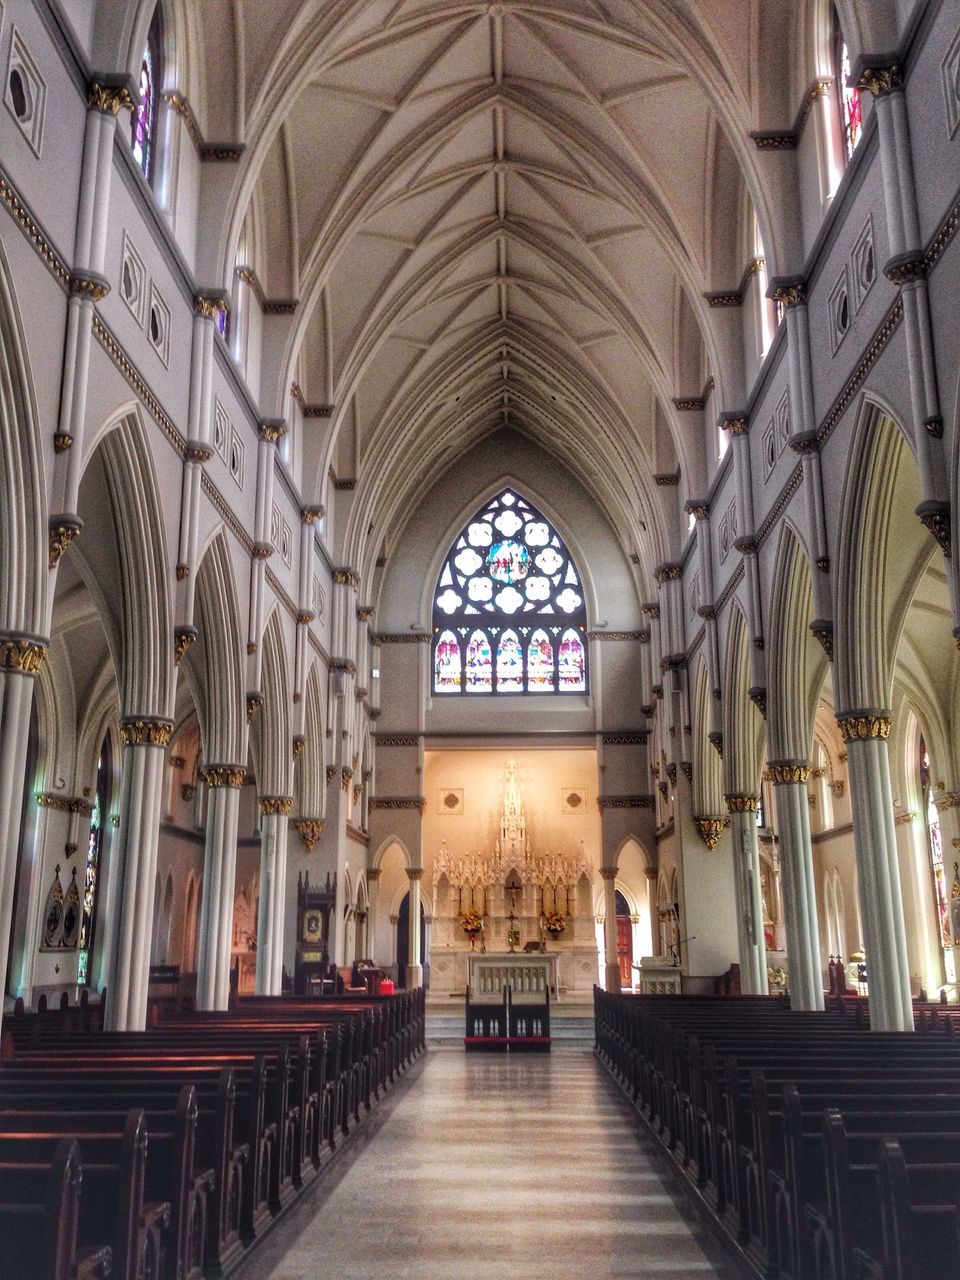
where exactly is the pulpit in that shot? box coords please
[635,955,682,995]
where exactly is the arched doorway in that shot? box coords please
[615,890,633,989]
[396,892,425,989]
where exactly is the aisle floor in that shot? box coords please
[237,1048,748,1280]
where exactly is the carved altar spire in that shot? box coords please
[500,758,528,864]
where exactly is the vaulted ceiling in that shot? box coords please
[184,1,820,575]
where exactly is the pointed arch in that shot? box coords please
[251,610,291,797]
[295,659,326,820]
[722,602,765,795]
[691,657,723,818]
[190,532,245,764]
[767,522,827,760]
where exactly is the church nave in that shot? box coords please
[238,1049,745,1280]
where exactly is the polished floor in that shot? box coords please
[238,1048,748,1280]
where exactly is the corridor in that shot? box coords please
[238,1048,746,1280]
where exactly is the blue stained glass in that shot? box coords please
[488,540,529,583]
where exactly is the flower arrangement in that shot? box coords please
[460,910,484,938]
[767,965,787,992]
[544,911,566,936]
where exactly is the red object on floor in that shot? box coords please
[379,978,395,994]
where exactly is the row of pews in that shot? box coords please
[595,988,960,1280]
[0,988,425,1280]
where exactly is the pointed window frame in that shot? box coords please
[431,489,588,696]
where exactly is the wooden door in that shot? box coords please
[616,916,633,988]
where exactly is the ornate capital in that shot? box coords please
[748,686,767,719]
[49,517,82,569]
[259,795,293,816]
[916,500,951,556]
[54,433,73,453]
[673,397,706,412]
[810,619,834,660]
[654,563,683,585]
[936,793,960,812]
[341,767,353,791]
[765,762,810,785]
[357,607,374,622]
[789,432,819,455]
[686,501,709,521]
[302,506,324,525]
[71,271,110,302]
[598,867,618,881]
[708,731,723,758]
[36,792,94,815]
[769,279,807,308]
[0,634,47,674]
[194,293,228,320]
[252,542,273,560]
[406,867,424,881]
[857,63,902,97]
[333,569,360,590]
[694,816,729,851]
[201,765,246,788]
[725,794,758,814]
[184,441,214,464]
[641,602,660,619]
[246,692,263,722]
[720,414,748,436]
[174,627,197,665]
[119,717,173,748]
[884,254,926,286]
[294,817,325,851]
[836,712,891,742]
[88,81,134,114]
[259,419,286,443]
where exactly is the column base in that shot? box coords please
[405,962,423,990]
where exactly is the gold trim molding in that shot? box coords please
[695,816,729,851]
[119,717,174,747]
[0,636,47,673]
[836,713,891,742]
[725,795,759,813]
[294,818,324,851]
[259,796,293,816]
[764,763,810,785]
[200,765,246,788]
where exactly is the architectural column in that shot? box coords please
[195,765,245,1010]
[366,867,381,963]
[406,867,424,990]
[256,796,292,995]
[767,762,823,1010]
[106,717,172,1031]
[838,712,913,1031]
[0,640,46,1014]
[599,867,621,991]
[724,795,767,994]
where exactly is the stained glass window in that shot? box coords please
[834,10,862,160]
[77,734,111,986]
[131,7,163,181]
[432,489,588,694]
[920,736,955,985]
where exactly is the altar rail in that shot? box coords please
[468,952,559,1000]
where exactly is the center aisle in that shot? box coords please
[240,1048,746,1280]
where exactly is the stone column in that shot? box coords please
[599,867,621,991]
[256,796,292,995]
[838,712,913,1031]
[406,868,424,990]
[644,867,659,959]
[725,795,768,994]
[106,717,172,1031]
[768,762,823,1010]
[366,868,381,963]
[0,639,46,1016]
[195,766,245,1010]
[390,914,400,980]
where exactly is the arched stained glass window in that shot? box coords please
[833,8,862,160]
[920,735,956,985]
[77,734,111,986]
[432,489,588,695]
[131,6,163,182]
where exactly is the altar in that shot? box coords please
[468,951,560,1001]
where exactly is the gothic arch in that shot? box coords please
[767,521,828,760]
[250,610,292,798]
[722,602,765,795]
[188,532,246,765]
[371,836,413,873]
[691,657,723,821]
[295,659,326,822]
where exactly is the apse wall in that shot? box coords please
[375,428,645,736]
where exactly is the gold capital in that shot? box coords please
[694,816,729,851]
[0,636,47,674]
[119,717,174,747]
[836,713,891,742]
[259,795,293,816]
[725,795,759,813]
[201,765,246,788]
[294,817,325,850]
[764,763,810,785]
[88,83,134,114]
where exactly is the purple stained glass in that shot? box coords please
[434,631,461,691]
[558,629,586,691]
[465,630,492,692]
[527,629,554,690]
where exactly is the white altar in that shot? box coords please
[428,760,601,998]
[468,951,560,1000]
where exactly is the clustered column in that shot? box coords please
[599,867,621,992]
[195,765,246,1009]
[724,795,767,994]
[767,762,823,1010]
[256,795,292,995]
[838,712,913,1031]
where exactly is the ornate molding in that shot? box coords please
[341,767,353,792]
[375,633,432,644]
[246,692,263,722]
[705,290,743,308]
[36,792,94,815]
[174,627,197,665]
[916,501,951,556]
[884,253,925,286]
[302,506,324,525]
[330,658,357,675]
[0,634,47,674]
[259,796,293,816]
[333,569,360,590]
[720,414,748,436]
[371,796,427,813]
[252,542,273,560]
[641,602,660,619]
[748,686,767,719]
[375,736,420,747]
[673,397,706,412]
[193,293,228,320]
[88,81,134,114]
[357,607,374,622]
[810,619,834,661]
[936,793,960,812]
[856,63,902,97]
[292,735,305,761]
[49,518,82,569]
[764,763,810,785]
[654,563,682,585]
[71,270,110,302]
[200,765,246,788]
[294,818,325,851]
[587,630,649,641]
[695,816,729,851]
[601,733,648,746]
[0,169,71,288]
[661,654,687,673]
[597,794,655,809]
[836,712,891,742]
[653,472,680,486]
[751,131,798,151]
[769,279,807,308]
[258,419,286,443]
[184,441,214,464]
[119,717,173,748]
[725,794,758,814]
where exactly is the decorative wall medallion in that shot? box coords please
[562,787,586,814]
[438,788,463,815]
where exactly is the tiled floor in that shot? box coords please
[237,1048,749,1280]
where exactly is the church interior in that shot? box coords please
[1,0,960,1276]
